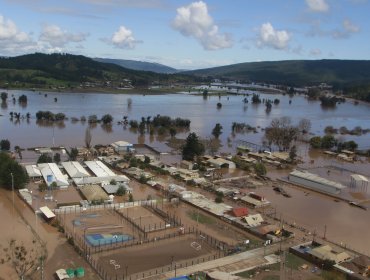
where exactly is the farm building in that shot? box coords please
[38,163,69,188]
[244,214,264,227]
[111,140,135,153]
[25,165,42,179]
[62,161,90,178]
[79,185,109,203]
[85,160,115,177]
[309,245,351,264]
[206,157,236,169]
[240,193,270,208]
[350,174,369,193]
[102,183,132,194]
[289,170,346,195]
[39,206,56,220]
[72,175,129,186]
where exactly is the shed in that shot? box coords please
[62,161,90,178]
[350,174,369,192]
[102,183,132,194]
[79,185,109,203]
[244,214,264,227]
[39,206,56,219]
[289,169,346,195]
[309,245,351,264]
[55,269,70,280]
[25,165,42,178]
[111,141,134,153]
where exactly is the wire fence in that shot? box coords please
[55,203,229,280]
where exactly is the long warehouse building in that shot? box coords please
[289,169,346,195]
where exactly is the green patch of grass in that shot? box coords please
[186,210,216,225]
[285,252,307,270]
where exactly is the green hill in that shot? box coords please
[0,53,190,89]
[185,59,370,87]
[94,58,178,74]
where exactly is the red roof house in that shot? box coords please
[230,207,248,217]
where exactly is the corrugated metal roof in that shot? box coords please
[62,161,90,178]
[290,170,346,190]
[85,161,115,177]
[25,165,42,177]
[350,174,369,182]
[39,206,56,219]
[38,163,69,187]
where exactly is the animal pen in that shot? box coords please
[55,201,228,280]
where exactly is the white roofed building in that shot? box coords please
[111,141,135,153]
[289,170,346,195]
[38,163,69,188]
[85,161,115,177]
[25,165,42,178]
[62,161,90,178]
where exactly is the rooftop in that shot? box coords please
[290,169,346,190]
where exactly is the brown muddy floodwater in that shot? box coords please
[1,89,369,156]
[259,184,370,256]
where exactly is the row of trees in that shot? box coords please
[36,111,66,121]
[310,135,358,151]
[0,152,29,189]
[0,92,27,103]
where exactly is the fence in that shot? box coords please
[56,207,228,280]
[86,228,227,280]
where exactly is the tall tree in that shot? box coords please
[264,117,298,151]
[0,139,10,151]
[0,153,29,189]
[182,133,205,161]
[212,123,223,138]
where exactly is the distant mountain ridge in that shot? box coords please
[94,58,179,74]
[184,59,370,87]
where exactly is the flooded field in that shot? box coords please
[258,183,370,256]
[1,90,370,154]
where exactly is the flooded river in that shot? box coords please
[1,90,370,153]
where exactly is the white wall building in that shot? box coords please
[289,170,346,195]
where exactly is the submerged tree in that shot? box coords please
[0,239,42,279]
[264,117,299,151]
[182,133,205,161]
[212,123,223,138]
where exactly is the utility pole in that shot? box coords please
[11,172,14,217]
[323,225,327,240]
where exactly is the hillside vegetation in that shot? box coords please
[0,53,192,89]
[186,59,370,86]
[94,58,178,74]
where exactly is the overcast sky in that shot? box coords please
[0,0,369,69]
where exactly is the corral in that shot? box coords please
[94,232,220,278]
[56,202,228,280]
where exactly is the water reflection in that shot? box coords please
[101,124,113,133]
[1,101,7,109]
